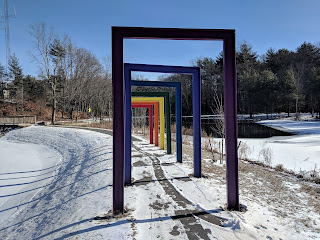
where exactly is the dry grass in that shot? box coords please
[275,164,285,171]
[170,124,176,133]
[0,100,52,120]
[201,154,320,230]
[131,125,320,234]
[57,120,113,130]
[189,134,320,233]
[182,126,193,136]
[85,121,113,129]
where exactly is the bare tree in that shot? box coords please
[28,23,64,124]
[102,57,112,121]
[64,47,104,121]
[28,23,56,80]
[29,22,111,123]
[210,90,225,163]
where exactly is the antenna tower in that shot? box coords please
[2,0,15,78]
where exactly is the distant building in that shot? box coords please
[3,90,10,99]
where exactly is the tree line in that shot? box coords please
[1,23,320,122]
[163,42,320,119]
[0,22,112,124]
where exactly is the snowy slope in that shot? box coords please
[0,126,131,240]
[0,140,61,225]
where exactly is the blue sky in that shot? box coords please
[1,0,320,79]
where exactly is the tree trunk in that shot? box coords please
[21,78,24,114]
[62,87,65,119]
[51,96,56,125]
[221,138,224,164]
[70,108,73,120]
[108,101,112,122]
[51,74,57,125]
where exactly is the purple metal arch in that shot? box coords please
[112,27,239,214]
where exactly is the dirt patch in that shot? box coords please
[149,200,171,210]
[132,160,147,167]
[133,143,224,240]
[175,176,192,182]
[133,170,154,186]
[169,226,181,236]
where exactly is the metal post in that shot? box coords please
[124,64,132,187]
[113,27,239,213]
[112,28,124,215]
[193,68,202,177]
[224,31,239,210]
[176,84,182,163]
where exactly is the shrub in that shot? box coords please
[275,164,284,172]
[238,141,252,161]
[258,141,273,166]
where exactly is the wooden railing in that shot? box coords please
[0,116,36,125]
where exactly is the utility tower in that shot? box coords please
[2,0,15,78]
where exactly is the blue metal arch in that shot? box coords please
[124,63,201,182]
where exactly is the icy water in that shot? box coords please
[182,119,293,138]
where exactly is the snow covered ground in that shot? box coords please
[182,118,320,174]
[238,119,320,174]
[0,140,61,224]
[132,137,320,240]
[0,124,319,239]
[0,126,122,239]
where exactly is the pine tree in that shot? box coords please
[8,54,23,85]
[49,38,66,124]
[0,63,5,99]
[8,54,24,112]
[236,43,260,118]
[0,63,5,82]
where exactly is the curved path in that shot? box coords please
[0,126,117,239]
[0,125,225,239]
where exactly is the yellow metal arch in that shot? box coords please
[132,97,165,149]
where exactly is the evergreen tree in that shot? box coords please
[296,42,320,114]
[282,68,298,116]
[23,75,47,100]
[8,54,24,111]
[194,57,223,114]
[8,54,23,86]
[307,67,320,117]
[49,38,66,124]
[236,43,260,117]
[0,63,5,82]
[264,48,296,78]
[258,70,279,118]
[0,63,5,99]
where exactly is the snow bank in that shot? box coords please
[0,126,131,240]
[0,139,61,224]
